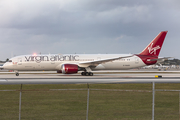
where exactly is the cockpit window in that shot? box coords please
[8,60,12,62]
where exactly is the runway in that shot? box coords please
[1,71,180,84]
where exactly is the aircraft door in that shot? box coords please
[18,58,22,65]
[135,57,139,64]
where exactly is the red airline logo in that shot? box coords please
[148,43,160,55]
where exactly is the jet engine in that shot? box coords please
[61,64,78,74]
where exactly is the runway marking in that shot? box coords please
[0,79,7,81]
[0,90,16,91]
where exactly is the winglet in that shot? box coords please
[139,31,168,57]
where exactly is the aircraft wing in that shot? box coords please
[78,55,133,68]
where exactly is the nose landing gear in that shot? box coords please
[16,73,19,76]
[15,70,19,76]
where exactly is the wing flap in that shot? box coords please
[78,55,133,68]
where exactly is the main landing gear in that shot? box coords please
[80,67,93,76]
[81,72,93,76]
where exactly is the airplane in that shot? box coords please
[2,31,169,76]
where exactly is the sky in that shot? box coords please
[0,0,180,60]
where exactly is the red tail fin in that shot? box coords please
[139,31,168,57]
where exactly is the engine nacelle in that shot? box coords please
[61,64,78,74]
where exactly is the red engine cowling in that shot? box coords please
[61,64,78,74]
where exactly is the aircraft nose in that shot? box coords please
[3,62,13,69]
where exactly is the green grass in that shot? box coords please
[0,84,179,120]
[89,91,152,120]
[155,91,179,120]
[0,91,19,120]
[21,91,87,120]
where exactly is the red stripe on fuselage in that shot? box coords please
[135,54,157,65]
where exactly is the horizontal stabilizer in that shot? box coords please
[147,57,172,62]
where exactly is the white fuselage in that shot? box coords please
[3,54,146,71]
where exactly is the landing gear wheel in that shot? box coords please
[81,72,85,76]
[89,72,93,76]
[81,72,93,76]
[16,73,19,76]
[85,72,89,76]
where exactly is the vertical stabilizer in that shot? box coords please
[139,31,168,57]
